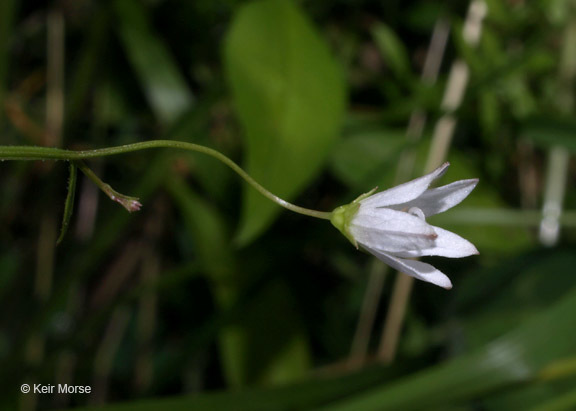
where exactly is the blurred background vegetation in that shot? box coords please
[1,0,576,410]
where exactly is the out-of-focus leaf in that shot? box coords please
[527,389,576,411]
[478,26,507,73]
[545,0,574,25]
[67,6,109,124]
[453,249,576,410]
[113,0,194,125]
[479,91,500,134]
[94,79,136,129]
[483,0,514,25]
[372,23,411,78]
[504,75,536,117]
[428,151,532,254]
[167,175,310,387]
[329,129,408,191]
[483,377,576,411]
[166,175,234,281]
[219,278,311,386]
[455,249,576,347]
[322,285,576,410]
[522,115,576,152]
[225,0,346,245]
[69,280,576,411]
[69,364,403,411]
[453,21,485,74]
[404,2,445,33]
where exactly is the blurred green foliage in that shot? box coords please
[225,0,345,244]
[0,0,575,410]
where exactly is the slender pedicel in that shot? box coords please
[0,141,332,220]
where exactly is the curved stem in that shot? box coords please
[0,141,333,220]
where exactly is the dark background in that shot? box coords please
[1,0,575,409]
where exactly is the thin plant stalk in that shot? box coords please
[378,0,488,363]
[348,18,450,369]
[23,10,65,411]
[538,9,576,246]
[0,140,332,220]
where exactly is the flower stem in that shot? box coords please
[0,141,332,220]
[74,160,142,212]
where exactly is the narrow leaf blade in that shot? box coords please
[57,162,77,244]
[113,0,194,125]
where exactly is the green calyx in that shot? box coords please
[330,203,360,247]
[330,187,377,248]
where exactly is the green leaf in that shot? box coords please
[372,23,411,78]
[322,284,576,410]
[113,0,194,125]
[225,0,346,245]
[67,6,109,123]
[69,365,400,411]
[57,162,77,244]
[404,2,445,33]
[166,174,234,281]
[167,175,310,387]
[218,278,311,387]
[527,389,576,411]
[522,115,576,152]
[453,249,576,410]
[428,151,532,254]
[454,249,576,348]
[330,129,408,191]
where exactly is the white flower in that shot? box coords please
[331,162,478,289]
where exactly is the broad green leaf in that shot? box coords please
[225,0,346,245]
[113,0,194,125]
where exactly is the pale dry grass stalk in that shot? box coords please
[539,11,576,246]
[22,10,65,411]
[348,18,450,369]
[91,307,131,405]
[378,0,488,364]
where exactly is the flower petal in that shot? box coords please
[395,226,479,258]
[350,207,437,253]
[366,248,453,289]
[392,179,478,216]
[360,162,450,208]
